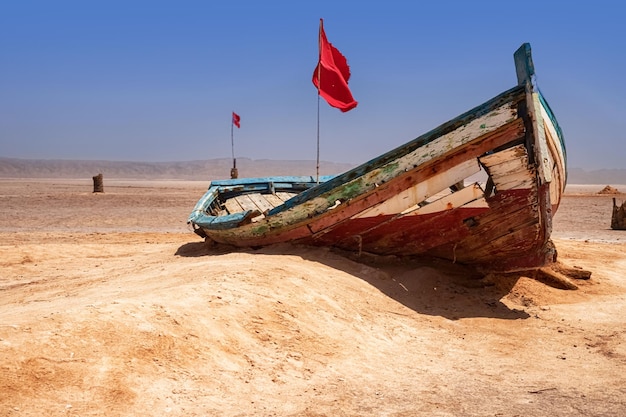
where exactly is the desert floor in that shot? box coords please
[1,179,625,416]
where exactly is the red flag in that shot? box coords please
[312,19,357,112]
[232,112,240,128]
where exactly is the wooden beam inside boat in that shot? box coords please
[223,192,298,217]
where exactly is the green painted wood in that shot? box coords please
[514,42,534,86]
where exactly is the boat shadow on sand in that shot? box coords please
[176,241,541,321]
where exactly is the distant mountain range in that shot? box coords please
[0,157,354,180]
[567,168,626,185]
[0,157,624,184]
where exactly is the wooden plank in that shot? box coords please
[353,159,481,218]
[514,43,534,86]
[263,194,285,208]
[214,208,228,217]
[276,192,297,202]
[541,107,567,204]
[444,189,541,259]
[412,183,485,215]
[480,144,527,166]
[549,163,564,206]
[480,145,534,190]
[493,175,534,191]
[234,195,260,213]
[248,193,275,214]
[224,193,294,215]
[532,93,552,184]
[541,105,566,180]
[223,198,244,215]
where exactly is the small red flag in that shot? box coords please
[232,112,241,128]
[312,19,357,112]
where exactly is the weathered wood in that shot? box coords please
[534,263,583,290]
[296,119,526,237]
[541,106,567,193]
[248,193,275,214]
[234,195,259,213]
[611,198,626,230]
[275,192,297,202]
[514,43,534,86]
[480,145,534,190]
[224,192,298,215]
[413,183,484,215]
[224,198,243,215]
[354,159,481,218]
[92,173,104,193]
[535,270,578,290]
[264,194,286,208]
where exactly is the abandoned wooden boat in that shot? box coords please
[188,43,567,273]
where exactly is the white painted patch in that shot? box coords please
[411,183,487,215]
[480,144,535,190]
[353,159,481,218]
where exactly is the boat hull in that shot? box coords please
[188,43,566,273]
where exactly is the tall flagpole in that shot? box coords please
[316,93,320,184]
[315,19,322,184]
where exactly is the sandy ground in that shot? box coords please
[1,178,625,416]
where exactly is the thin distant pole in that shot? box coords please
[231,116,235,162]
[230,113,237,179]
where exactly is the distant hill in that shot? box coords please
[568,168,626,185]
[0,157,355,180]
[1,157,624,184]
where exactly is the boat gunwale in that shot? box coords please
[266,84,527,216]
[188,176,335,229]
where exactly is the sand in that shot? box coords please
[1,178,625,416]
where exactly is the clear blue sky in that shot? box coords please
[1,0,624,170]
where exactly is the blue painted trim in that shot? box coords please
[209,176,324,187]
[187,175,336,229]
